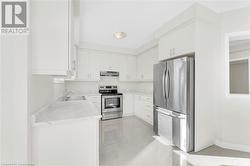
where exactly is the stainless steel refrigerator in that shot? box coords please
[153,55,194,152]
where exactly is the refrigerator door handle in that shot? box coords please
[167,70,170,99]
[162,69,167,100]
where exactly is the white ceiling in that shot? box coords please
[80,0,250,49]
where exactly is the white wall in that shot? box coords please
[215,7,250,152]
[1,35,31,164]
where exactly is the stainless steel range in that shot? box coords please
[99,85,123,120]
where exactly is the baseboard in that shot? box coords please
[215,140,250,153]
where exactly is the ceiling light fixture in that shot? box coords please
[114,32,127,39]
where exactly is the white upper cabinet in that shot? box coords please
[136,47,158,81]
[119,56,137,81]
[77,51,100,81]
[158,23,195,61]
[76,49,137,81]
[31,0,79,76]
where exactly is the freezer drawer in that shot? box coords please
[158,110,173,145]
[157,107,194,152]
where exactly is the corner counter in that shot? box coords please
[32,100,101,166]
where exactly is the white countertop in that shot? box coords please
[32,91,152,124]
[33,100,101,124]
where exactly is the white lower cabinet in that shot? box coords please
[123,93,134,116]
[134,94,153,125]
[32,118,99,166]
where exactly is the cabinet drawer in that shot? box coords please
[141,96,153,103]
[144,110,153,125]
[137,102,153,125]
[146,108,152,116]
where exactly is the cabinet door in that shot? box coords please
[143,102,153,125]
[136,56,144,80]
[172,23,195,56]
[140,96,153,124]
[134,95,141,117]
[137,47,157,81]
[119,56,127,81]
[158,32,173,61]
[120,56,136,81]
[158,23,195,61]
[68,0,80,78]
[77,52,100,81]
[123,94,134,116]
[31,0,69,75]
[127,56,137,81]
[98,54,110,71]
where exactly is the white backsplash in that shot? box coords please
[65,77,152,95]
[135,82,153,94]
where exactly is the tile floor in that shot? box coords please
[100,116,250,166]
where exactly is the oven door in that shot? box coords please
[102,95,123,113]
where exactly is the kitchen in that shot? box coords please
[1,0,250,166]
